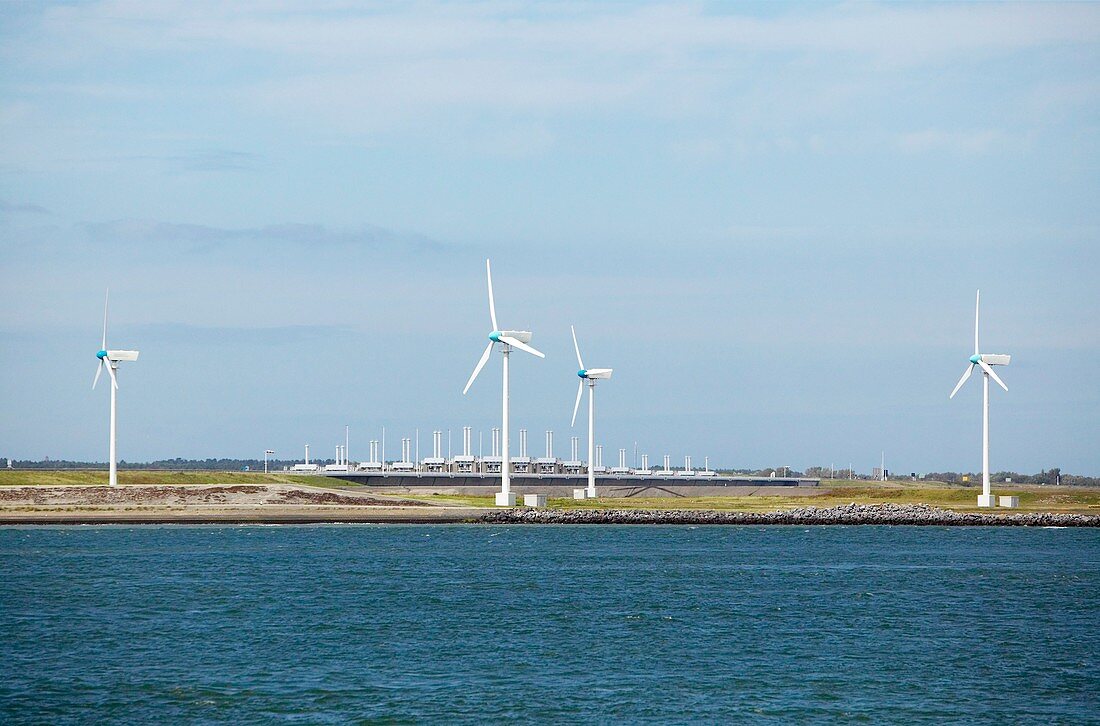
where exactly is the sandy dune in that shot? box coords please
[0,484,484,524]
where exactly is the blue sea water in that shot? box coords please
[1,524,1097,724]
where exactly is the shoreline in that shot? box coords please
[0,509,479,525]
[1,484,1097,527]
[2,503,1098,527]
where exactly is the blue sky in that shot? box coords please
[1,1,1098,473]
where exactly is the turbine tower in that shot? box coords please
[462,259,544,506]
[91,290,140,487]
[949,290,1010,507]
[570,325,613,499]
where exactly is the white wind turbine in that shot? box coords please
[91,290,140,487]
[462,259,545,506]
[570,325,612,499]
[949,290,1010,507]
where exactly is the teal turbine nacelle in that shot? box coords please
[488,330,533,344]
[578,367,613,380]
[970,352,1011,366]
[96,349,140,362]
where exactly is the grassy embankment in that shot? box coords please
[404,481,1100,515]
[0,470,321,487]
[3,472,1098,514]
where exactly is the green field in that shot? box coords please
[406,483,1100,515]
[0,470,321,487]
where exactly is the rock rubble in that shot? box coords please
[477,503,1100,527]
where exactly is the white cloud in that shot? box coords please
[9,2,1099,125]
[0,1,1095,170]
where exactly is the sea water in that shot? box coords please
[1,525,1097,723]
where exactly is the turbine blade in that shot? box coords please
[92,362,103,390]
[102,288,110,350]
[105,361,118,390]
[978,359,1008,392]
[949,365,972,399]
[500,336,545,358]
[974,289,980,356]
[571,379,584,427]
[462,342,494,395]
[571,324,584,370]
[486,259,498,331]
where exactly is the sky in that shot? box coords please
[1,1,1098,474]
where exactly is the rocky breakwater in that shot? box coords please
[477,503,1100,527]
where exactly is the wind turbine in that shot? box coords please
[91,290,140,487]
[570,325,612,499]
[949,290,1010,507]
[462,259,545,506]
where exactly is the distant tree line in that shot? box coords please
[799,465,1096,487]
[919,468,1092,486]
[2,457,334,471]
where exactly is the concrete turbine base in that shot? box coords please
[523,493,547,507]
[495,492,517,507]
[977,494,997,507]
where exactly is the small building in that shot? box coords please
[452,455,477,474]
[561,459,584,475]
[421,457,447,473]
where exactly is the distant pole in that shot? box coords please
[345,425,350,466]
[264,449,274,474]
[415,428,420,472]
[448,429,452,460]
[382,427,385,471]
